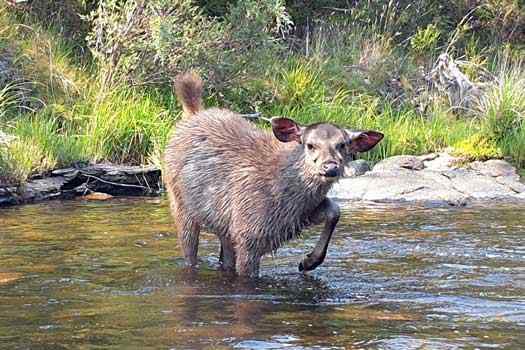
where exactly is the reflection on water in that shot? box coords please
[0,198,524,349]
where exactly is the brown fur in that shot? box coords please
[164,73,383,277]
[174,72,203,117]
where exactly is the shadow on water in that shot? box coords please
[0,198,524,349]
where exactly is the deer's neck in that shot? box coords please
[278,146,333,205]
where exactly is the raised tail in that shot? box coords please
[174,72,203,117]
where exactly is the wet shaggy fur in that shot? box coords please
[163,73,382,277]
[164,108,334,276]
[173,72,203,116]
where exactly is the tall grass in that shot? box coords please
[471,58,525,166]
[83,90,174,165]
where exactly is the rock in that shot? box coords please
[21,177,68,202]
[344,159,371,177]
[424,152,461,171]
[78,163,161,196]
[330,153,525,206]
[0,186,18,206]
[469,159,517,178]
[81,192,114,201]
[372,153,438,172]
[51,167,79,177]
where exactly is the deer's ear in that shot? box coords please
[345,130,384,152]
[271,117,303,143]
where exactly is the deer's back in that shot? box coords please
[164,108,287,233]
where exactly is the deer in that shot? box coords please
[164,72,383,277]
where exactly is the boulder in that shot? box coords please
[344,159,371,177]
[330,153,525,206]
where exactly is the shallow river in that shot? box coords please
[1,198,524,349]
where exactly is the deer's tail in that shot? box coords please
[174,72,203,117]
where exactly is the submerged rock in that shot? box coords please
[81,192,114,201]
[330,153,525,206]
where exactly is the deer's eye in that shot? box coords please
[306,143,315,150]
[336,142,346,151]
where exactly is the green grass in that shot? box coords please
[0,5,176,185]
[82,89,174,165]
[1,88,175,185]
[1,2,525,186]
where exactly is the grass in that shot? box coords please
[0,5,176,184]
[1,3,525,186]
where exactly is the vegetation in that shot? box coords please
[1,0,525,185]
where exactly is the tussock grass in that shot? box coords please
[83,90,174,165]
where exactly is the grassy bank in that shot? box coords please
[1,1,524,186]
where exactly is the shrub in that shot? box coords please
[453,133,502,161]
[478,63,525,142]
[275,63,324,106]
[0,139,46,185]
[86,0,291,92]
[0,115,87,184]
[498,126,525,168]
[86,0,223,89]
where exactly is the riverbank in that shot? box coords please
[0,164,161,206]
[2,153,523,208]
[2,2,525,188]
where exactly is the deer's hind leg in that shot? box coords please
[219,234,236,272]
[168,191,201,266]
[178,218,201,266]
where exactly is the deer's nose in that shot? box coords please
[321,162,340,177]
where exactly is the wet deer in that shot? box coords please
[164,72,383,277]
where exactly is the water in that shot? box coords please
[1,198,524,349]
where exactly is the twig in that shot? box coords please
[240,112,273,123]
[82,174,149,190]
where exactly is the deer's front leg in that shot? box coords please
[299,198,340,272]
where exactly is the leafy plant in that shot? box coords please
[410,24,441,56]
[453,133,502,161]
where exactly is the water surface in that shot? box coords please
[1,198,524,349]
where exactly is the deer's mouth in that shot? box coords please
[318,171,341,180]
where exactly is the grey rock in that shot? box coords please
[424,152,460,171]
[21,177,68,202]
[344,159,371,177]
[469,159,517,178]
[372,153,438,172]
[330,153,525,206]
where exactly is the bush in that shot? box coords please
[478,63,525,142]
[0,116,87,184]
[86,0,291,92]
[453,133,502,161]
[410,24,441,56]
[86,0,222,89]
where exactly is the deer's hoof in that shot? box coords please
[298,256,322,272]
